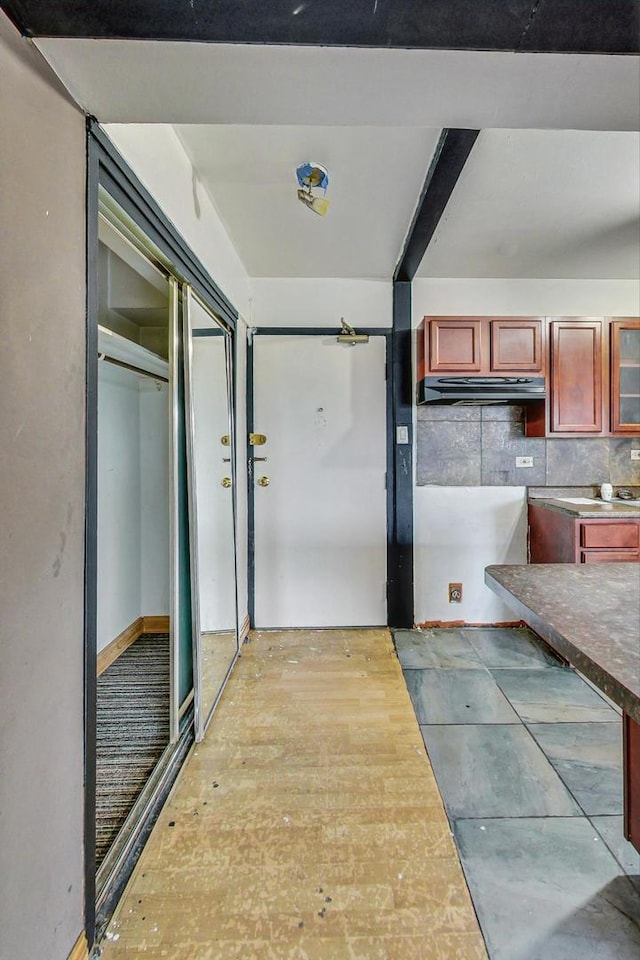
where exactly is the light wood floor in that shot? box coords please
[100,629,487,959]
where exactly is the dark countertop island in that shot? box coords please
[485,563,640,723]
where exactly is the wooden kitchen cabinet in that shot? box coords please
[423,316,545,375]
[549,319,605,434]
[428,318,482,371]
[611,318,640,434]
[529,503,640,563]
[490,319,544,371]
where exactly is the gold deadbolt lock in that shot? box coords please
[221,477,232,488]
[220,434,230,446]
[257,476,270,487]
[249,433,267,446]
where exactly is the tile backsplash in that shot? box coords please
[416,405,640,487]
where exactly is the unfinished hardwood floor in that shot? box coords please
[99,629,487,959]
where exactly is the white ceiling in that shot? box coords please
[35,38,640,281]
[35,41,640,130]
[174,125,442,278]
[417,129,640,280]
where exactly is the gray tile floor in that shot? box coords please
[394,626,640,960]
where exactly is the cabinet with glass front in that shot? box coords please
[611,319,640,434]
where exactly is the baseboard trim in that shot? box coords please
[415,620,523,629]
[97,618,143,676]
[97,615,171,675]
[143,615,170,634]
[239,614,251,643]
[67,931,89,960]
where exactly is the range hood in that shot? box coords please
[419,376,546,405]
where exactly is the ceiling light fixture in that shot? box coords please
[296,162,330,216]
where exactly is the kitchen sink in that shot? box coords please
[555,498,599,504]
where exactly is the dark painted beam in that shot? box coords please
[394,128,480,283]
[387,281,414,628]
[388,125,480,626]
[1,0,638,53]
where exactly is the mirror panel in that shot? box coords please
[184,287,239,739]
[95,219,174,871]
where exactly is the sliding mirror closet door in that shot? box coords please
[184,287,239,740]
[95,216,174,870]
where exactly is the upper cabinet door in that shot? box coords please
[490,319,544,372]
[550,319,604,433]
[611,319,640,434]
[429,318,482,372]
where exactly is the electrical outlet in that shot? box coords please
[448,583,463,603]
[631,449,640,461]
[516,456,534,468]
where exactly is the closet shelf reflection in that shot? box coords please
[98,325,170,381]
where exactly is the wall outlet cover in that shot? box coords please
[631,449,640,461]
[515,456,534,468]
[448,582,463,603]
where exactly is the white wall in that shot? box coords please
[98,365,142,648]
[412,277,640,624]
[413,278,640,322]
[251,278,392,328]
[140,381,171,616]
[0,13,86,959]
[104,124,252,320]
[415,487,528,624]
[98,366,170,651]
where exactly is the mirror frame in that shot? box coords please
[182,284,240,741]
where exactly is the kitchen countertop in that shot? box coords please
[485,563,640,722]
[529,498,640,519]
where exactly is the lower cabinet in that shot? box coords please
[529,504,640,563]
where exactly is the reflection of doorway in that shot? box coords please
[95,217,172,870]
[184,292,239,741]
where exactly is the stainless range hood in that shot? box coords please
[419,376,546,405]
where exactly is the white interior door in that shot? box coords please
[253,334,387,628]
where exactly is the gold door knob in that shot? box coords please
[221,477,232,488]
[257,476,270,487]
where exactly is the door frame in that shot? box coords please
[247,326,394,628]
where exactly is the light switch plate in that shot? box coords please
[516,456,534,468]
[396,425,409,445]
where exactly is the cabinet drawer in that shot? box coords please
[581,550,640,563]
[580,523,639,549]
